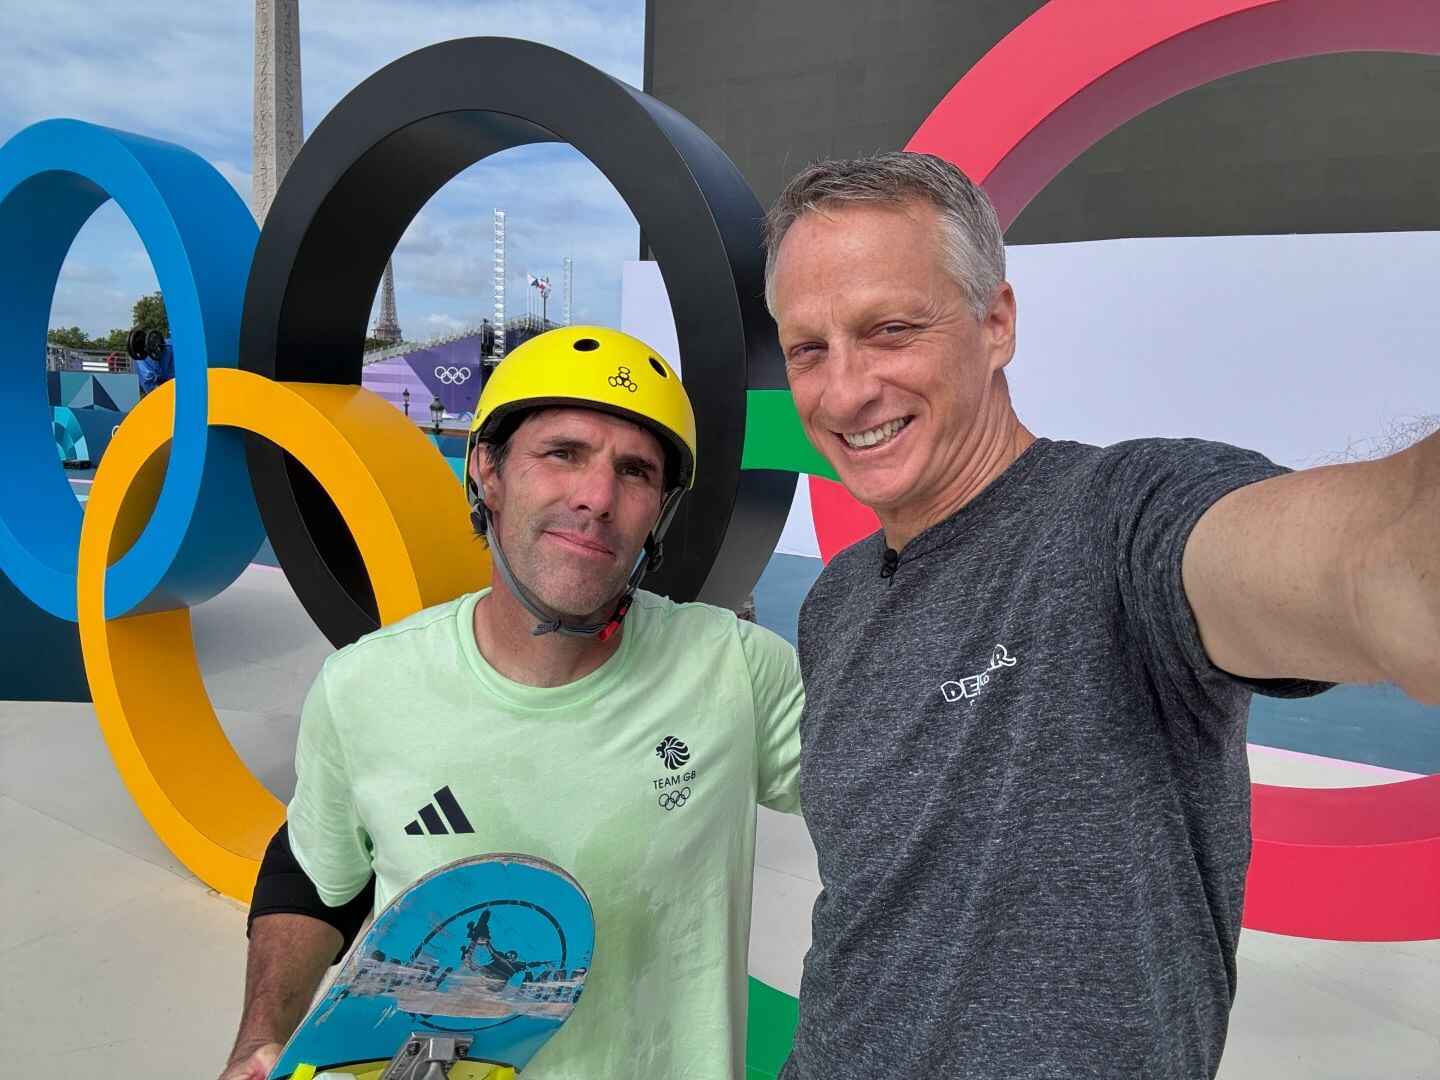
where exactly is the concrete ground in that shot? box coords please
[2,563,1437,1077]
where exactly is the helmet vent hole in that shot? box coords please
[573,337,600,352]
[648,357,668,378]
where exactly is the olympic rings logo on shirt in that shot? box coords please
[434,366,473,385]
[2,8,1436,942]
[658,788,692,811]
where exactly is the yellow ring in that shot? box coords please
[77,369,487,900]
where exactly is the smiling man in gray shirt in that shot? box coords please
[764,152,1440,1078]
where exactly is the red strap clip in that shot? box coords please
[596,593,634,641]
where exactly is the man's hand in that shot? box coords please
[218,1040,281,1080]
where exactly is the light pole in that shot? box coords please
[401,386,410,417]
[430,396,443,435]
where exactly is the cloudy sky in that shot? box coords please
[5,1,1435,474]
[0,0,645,340]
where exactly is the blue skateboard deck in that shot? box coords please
[269,854,594,1079]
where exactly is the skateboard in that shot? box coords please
[269,854,594,1080]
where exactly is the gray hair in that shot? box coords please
[763,152,1006,319]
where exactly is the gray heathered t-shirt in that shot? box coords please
[782,437,1330,1080]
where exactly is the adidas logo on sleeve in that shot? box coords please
[403,785,475,836]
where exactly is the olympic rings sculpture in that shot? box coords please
[434,366,473,385]
[2,8,1437,942]
[0,37,791,900]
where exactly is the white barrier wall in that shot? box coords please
[619,260,683,376]
[1005,232,1440,468]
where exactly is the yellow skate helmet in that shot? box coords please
[468,325,695,498]
[465,326,697,640]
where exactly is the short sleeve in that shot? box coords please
[1093,439,1333,732]
[286,664,374,907]
[740,621,804,814]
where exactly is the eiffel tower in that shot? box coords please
[372,259,403,344]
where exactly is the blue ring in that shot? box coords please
[0,119,263,621]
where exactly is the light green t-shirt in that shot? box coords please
[287,588,803,1080]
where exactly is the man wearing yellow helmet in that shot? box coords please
[219,327,803,1080]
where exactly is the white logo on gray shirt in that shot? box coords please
[940,644,1017,703]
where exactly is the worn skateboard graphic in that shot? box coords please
[269,854,594,1079]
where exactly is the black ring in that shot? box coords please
[239,36,791,646]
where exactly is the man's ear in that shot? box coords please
[985,282,1018,372]
[470,447,501,516]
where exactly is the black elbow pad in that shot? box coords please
[246,822,375,963]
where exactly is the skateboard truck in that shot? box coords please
[379,1034,474,1079]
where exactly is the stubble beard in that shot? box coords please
[501,511,633,622]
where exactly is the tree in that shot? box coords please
[101,328,130,351]
[131,292,169,336]
[47,326,95,350]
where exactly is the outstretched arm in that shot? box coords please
[1184,429,1440,703]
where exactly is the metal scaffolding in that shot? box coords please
[493,209,507,358]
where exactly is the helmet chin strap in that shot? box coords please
[477,487,682,642]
